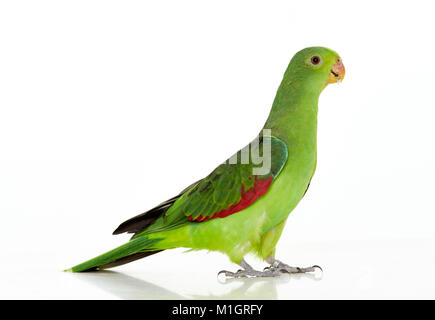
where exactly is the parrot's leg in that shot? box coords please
[218,259,281,278]
[265,257,321,274]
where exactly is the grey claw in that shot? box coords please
[218,270,225,276]
[312,265,323,272]
[217,270,234,278]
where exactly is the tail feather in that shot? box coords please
[66,237,162,272]
[98,250,164,270]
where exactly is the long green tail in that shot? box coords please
[66,236,162,272]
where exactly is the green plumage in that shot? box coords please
[132,136,287,229]
[68,47,344,272]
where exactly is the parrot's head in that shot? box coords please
[287,46,345,90]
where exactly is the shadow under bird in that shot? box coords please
[67,46,345,278]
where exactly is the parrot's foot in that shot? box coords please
[218,268,281,278]
[218,259,281,279]
[265,258,322,274]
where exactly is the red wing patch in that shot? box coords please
[187,176,273,222]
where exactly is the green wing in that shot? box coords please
[130,136,288,238]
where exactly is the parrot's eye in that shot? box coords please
[311,56,321,65]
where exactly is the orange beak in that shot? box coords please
[327,58,345,84]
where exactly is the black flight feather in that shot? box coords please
[112,180,202,235]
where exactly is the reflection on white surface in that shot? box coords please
[74,271,186,300]
[2,239,435,299]
[73,270,320,300]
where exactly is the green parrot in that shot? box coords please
[67,46,345,277]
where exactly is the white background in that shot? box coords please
[1,0,435,299]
